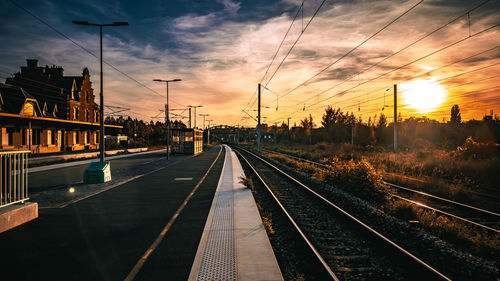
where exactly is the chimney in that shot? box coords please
[47,65,64,79]
[26,59,38,69]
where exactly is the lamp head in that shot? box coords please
[73,20,90,25]
[113,22,129,26]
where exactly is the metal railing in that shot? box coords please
[0,151,30,208]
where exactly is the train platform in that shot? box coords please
[188,145,283,281]
[0,144,283,280]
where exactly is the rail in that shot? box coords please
[0,150,30,208]
[262,148,500,222]
[236,146,451,280]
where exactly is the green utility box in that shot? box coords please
[84,161,112,183]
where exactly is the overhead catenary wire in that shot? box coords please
[264,0,427,106]
[325,63,500,115]
[263,0,328,89]
[7,0,185,108]
[268,22,500,123]
[272,42,500,118]
[284,60,500,123]
[238,0,306,124]
[240,0,328,125]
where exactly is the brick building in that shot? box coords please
[0,59,121,153]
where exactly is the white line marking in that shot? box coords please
[174,177,193,181]
[124,145,223,281]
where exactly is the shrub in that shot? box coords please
[456,136,499,159]
[321,158,387,202]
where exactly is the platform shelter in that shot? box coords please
[171,128,203,155]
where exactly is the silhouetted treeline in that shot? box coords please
[261,105,500,150]
[105,116,186,147]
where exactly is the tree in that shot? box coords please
[300,114,314,130]
[377,113,387,128]
[450,104,461,124]
[301,114,314,144]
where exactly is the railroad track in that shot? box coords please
[261,148,500,234]
[234,146,450,281]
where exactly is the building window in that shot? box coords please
[74,107,79,120]
[73,131,80,144]
[7,129,13,146]
[32,129,40,145]
[95,132,99,144]
[22,129,26,145]
[51,130,57,145]
[21,103,36,116]
[86,110,89,122]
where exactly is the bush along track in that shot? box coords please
[251,148,498,280]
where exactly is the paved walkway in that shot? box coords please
[0,146,224,281]
[189,145,283,281]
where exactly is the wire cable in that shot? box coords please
[7,0,185,108]
[264,0,328,88]
[265,0,427,106]
[269,23,500,122]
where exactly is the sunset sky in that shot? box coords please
[1,0,499,127]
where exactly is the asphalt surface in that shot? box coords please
[0,145,225,281]
[29,150,168,191]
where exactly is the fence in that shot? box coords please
[0,151,29,208]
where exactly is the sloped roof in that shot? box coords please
[56,76,83,92]
[0,84,42,116]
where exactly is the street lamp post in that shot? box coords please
[153,79,182,160]
[199,114,209,146]
[207,119,213,144]
[187,105,203,129]
[199,114,209,129]
[73,20,128,163]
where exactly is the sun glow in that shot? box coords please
[400,78,448,113]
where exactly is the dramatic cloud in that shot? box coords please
[0,0,499,126]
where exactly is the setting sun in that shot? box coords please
[400,78,448,113]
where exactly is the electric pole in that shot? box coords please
[187,105,203,129]
[257,83,261,153]
[287,117,291,140]
[200,114,209,129]
[394,84,398,152]
[207,119,213,144]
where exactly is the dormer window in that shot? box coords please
[71,79,78,100]
[21,103,36,116]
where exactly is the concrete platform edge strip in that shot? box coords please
[189,145,283,281]
[188,145,231,281]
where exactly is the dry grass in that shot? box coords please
[384,198,500,259]
[262,148,500,259]
[264,141,500,205]
[241,175,275,235]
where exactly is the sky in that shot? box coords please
[1,0,499,127]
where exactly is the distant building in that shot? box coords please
[0,59,121,153]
